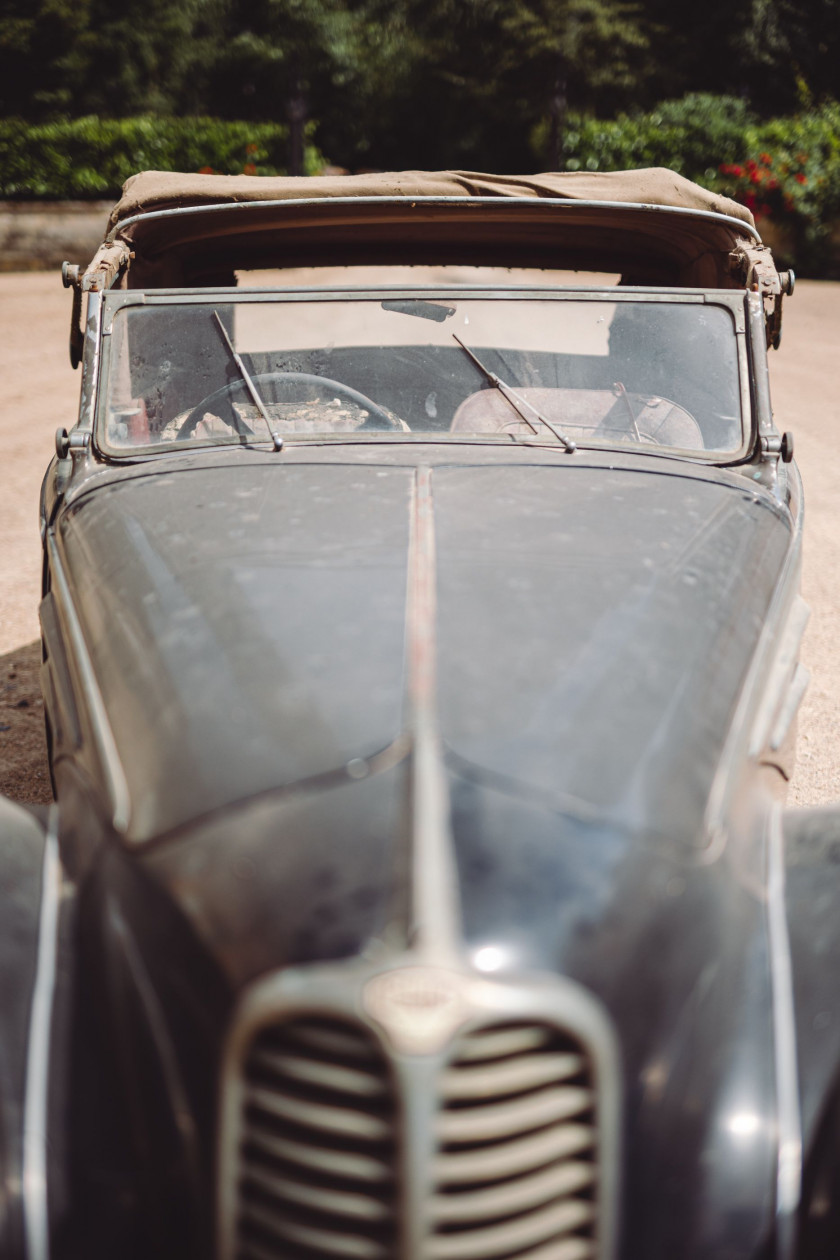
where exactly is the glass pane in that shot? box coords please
[103,296,743,456]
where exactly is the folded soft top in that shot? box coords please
[106,167,755,235]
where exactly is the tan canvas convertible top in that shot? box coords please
[81,166,780,296]
[106,167,755,232]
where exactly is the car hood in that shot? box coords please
[63,455,793,1256]
[58,457,791,843]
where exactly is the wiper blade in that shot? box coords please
[612,380,642,442]
[452,334,576,453]
[213,310,283,451]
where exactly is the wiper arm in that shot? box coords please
[452,334,576,453]
[613,380,642,442]
[213,311,283,451]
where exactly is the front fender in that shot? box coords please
[0,797,56,1259]
[783,804,840,1255]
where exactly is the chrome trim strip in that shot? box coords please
[747,290,777,439]
[770,662,811,752]
[108,195,761,243]
[749,595,810,756]
[703,487,803,842]
[111,902,201,1175]
[102,286,726,309]
[46,531,131,831]
[767,805,802,1259]
[77,290,102,433]
[22,813,61,1260]
[407,467,461,963]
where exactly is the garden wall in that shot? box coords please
[0,201,110,271]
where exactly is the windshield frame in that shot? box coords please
[95,285,753,464]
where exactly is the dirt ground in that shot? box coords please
[0,270,838,808]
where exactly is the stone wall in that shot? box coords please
[0,201,111,272]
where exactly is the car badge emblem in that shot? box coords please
[363,967,468,1055]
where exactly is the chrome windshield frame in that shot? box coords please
[95,285,753,465]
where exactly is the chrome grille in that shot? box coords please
[431,1023,598,1260]
[236,1016,398,1260]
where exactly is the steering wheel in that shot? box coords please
[177,371,402,440]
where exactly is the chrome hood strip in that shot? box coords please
[407,467,461,964]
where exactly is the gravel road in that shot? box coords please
[0,271,838,805]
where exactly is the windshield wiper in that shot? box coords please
[612,380,642,442]
[452,334,576,453]
[213,310,283,451]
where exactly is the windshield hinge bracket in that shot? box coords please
[55,428,91,460]
[760,432,794,464]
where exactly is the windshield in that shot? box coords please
[101,292,745,457]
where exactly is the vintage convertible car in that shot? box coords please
[2,167,840,1260]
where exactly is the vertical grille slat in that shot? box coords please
[240,1199,390,1260]
[434,1124,593,1186]
[453,1027,551,1063]
[235,1016,397,1260]
[246,1129,392,1185]
[432,1160,595,1222]
[246,1084,391,1141]
[428,1197,594,1259]
[441,1053,585,1100]
[437,1086,593,1143]
[251,1048,389,1099]
[432,1022,599,1260]
[244,1163,393,1222]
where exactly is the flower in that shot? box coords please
[243,163,257,176]
[795,172,807,185]
[768,178,779,190]
[199,165,214,174]
[245,142,259,155]
[760,152,773,166]
[749,170,761,184]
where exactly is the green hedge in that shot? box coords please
[0,115,324,198]
[535,93,840,269]
[553,94,758,181]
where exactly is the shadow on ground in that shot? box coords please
[0,640,53,805]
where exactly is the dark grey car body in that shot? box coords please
[2,168,840,1260]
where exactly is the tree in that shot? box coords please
[742,0,840,112]
[0,0,90,117]
[308,0,653,172]
[636,0,755,102]
[201,0,362,170]
[62,0,222,117]
[497,0,652,165]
